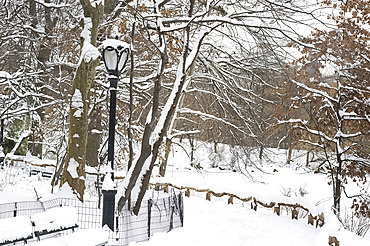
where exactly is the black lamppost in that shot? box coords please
[0,96,6,165]
[0,118,4,165]
[101,38,130,231]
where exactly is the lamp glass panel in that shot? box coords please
[104,48,118,71]
[117,49,129,72]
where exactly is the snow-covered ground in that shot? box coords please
[1,144,369,245]
[135,195,369,246]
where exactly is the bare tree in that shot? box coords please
[116,0,329,214]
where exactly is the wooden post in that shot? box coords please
[185,188,190,197]
[206,191,211,201]
[228,196,233,204]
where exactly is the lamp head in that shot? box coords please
[102,39,130,76]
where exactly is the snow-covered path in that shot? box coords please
[137,196,318,245]
[136,196,369,246]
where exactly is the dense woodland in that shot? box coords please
[0,0,369,218]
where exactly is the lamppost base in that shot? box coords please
[102,189,117,231]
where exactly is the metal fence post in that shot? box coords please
[169,196,174,231]
[13,202,17,217]
[102,189,117,231]
[148,199,152,239]
[178,193,184,226]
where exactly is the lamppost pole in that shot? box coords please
[0,118,4,165]
[0,96,5,165]
[101,38,129,232]
[0,119,3,146]
[107,72,118,177]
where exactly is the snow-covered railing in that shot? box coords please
[27,229,109,246]
[151,182,325,228]
[31,206,79,240]
[3,155,55,179]
[0,206,80,245]
[0,216,33,245]
[4,155,56,168]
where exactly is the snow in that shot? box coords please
[0,216,32,243]
[0,147,4,158]
[1,146,369,245]
[67,158,79,179]
[91,129,102,134]
[71,89,83,109]
[134,196,370,246]
[102,165,116,190]
[55,182,76,200]
[102,39,130,50]
[0,71,12,79]
[102,176,116,190]
[33,0,69,8]
[79,17,100,64]
[29,228,109,246]
[71,89,83,118]
[90,0,104,7]
[31,206,78,232]
[137,197,318,246]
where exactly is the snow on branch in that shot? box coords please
[0,71,12,80]
[79,18,100,65]
[33,0,70,8]
[293,124,335,143]
[298,139,325,149]
[169,129,201,139]
[6,79,54,101]
[6,130,31,157]
[334,130,365,139]
[291,79,336,102]
[179,108,255,138]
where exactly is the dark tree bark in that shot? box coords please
[60,0,103,201]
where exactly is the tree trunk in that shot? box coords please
[259,145,263,160]
[287,146,292,165]
[86,106,102,167]
[334,140,343,215]
[259,145,263,166]
[60,0,103,201]
[28,122,42,158]
[189,134,194,165]
[28,0,54,158]
[159,137,172,177]
[104,0,118,14]
[306,151,310,167]
[333,173,342,215]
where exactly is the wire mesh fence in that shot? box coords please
[0,201,45,219]
[0,190,184,245]
[111,191,184,245]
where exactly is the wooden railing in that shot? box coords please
[150,182,325,229]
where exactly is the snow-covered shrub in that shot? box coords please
[299,185,309,197]
[342,208,370,237]
[0,163,19,191]
[280,187,293,197]
[209,152,222,168]
[280,185,308,198]
[208,144,237,170]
